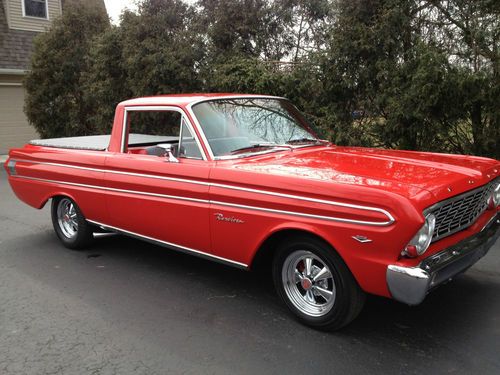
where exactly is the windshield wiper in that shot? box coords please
[230,143,282,154]
[286,138,322,145]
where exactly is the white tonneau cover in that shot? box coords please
[29,134,174,151]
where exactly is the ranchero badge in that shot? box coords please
[214,213,245,224]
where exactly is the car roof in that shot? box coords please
[119,93,284,107]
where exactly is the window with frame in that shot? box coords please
[23,0,48,18]
[125,110,203,160]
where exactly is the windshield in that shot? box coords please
[191,98,320,157]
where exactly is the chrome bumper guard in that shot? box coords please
[387,213,500,305]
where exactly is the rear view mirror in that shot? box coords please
[157,143,179,163]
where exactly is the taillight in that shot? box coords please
[6,159,17,175]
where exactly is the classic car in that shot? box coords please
[4,94,500,330]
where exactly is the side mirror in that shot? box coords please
[157,143,179,163]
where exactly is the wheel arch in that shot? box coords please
[250,225,341,273]
[42,191,78,209]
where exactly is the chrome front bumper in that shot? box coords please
[387,213,500,305]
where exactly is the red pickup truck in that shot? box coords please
[4,94,500,330]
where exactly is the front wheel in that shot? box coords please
[272,235,365,331]
[51,197,94,249]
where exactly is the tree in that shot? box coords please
[319,0,489,154]
[23,0,498,159]
[24,3,109,138]
[197,0,271,59]
[84,26,132,134]
[419,0,500,158]
[119,0,204,96]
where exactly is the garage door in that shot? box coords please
[0,85,38,154]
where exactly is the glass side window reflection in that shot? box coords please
[126,110,203,160]
[192,98,320,157]
[179,118,203,159]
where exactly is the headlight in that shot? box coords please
[403,213,436,258]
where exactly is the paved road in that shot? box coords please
[1,170,499,375]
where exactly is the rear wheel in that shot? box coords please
[51,197,94,249]
[273,235,365,331]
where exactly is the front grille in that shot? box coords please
[428,180,497,242]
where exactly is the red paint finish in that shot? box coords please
[4,94,500,300]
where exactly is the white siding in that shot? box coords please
[0,83,38,153]
[6,0,62,32]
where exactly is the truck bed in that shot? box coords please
[29,134,176,151]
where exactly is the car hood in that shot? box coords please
[231,145,500,201]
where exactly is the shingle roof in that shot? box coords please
[0,1,38,70]
[0,0,107,71]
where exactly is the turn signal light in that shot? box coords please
[402,213,436,258]
[403,245,419,258]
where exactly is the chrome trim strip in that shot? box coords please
[11,160,395,225]
[210,182,395,224]
[86,220,248,269]
[11,173,393,226]
[13,175,209,205]
[121,106,208,161]
[211,200,390,226]
[13,159,211,186]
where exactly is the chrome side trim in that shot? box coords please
[10,160,395,226]
[86,219,248,269]
[210,181,395,225]
[13,159,211,186]
[13,175,209,205]
[211,200,391,226]
[11,173,393,226]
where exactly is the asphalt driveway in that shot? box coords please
[0,169,499,374]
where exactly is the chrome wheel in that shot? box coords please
[282,250,336,317]
[56,198,78,239]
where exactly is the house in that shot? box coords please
[0,0,106,154]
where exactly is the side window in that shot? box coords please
[179,118,203,159]
[125,109,203,160]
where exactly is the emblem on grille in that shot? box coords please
[214,213,244,224]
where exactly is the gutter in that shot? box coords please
[0,68,28,75]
